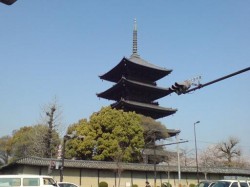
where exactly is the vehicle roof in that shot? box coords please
[0,175,54,178]
[216,180,241,182]
[199,181,216,182]
[57,182,79,187]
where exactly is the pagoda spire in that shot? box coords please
[132,19,139,57]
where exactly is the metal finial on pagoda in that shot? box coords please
[132,18,139,57]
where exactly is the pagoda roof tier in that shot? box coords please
[97,77,173,102]
[111,99,177,119]
[99,56,172,83]
[168,129,181,137]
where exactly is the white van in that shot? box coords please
[0,175,58,187]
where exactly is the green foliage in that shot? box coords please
[99,181,108,187]
[64,119,89,159]
[141,115,170,146]
[140,115,171,164]
[132,184,138,187]
[162,182,172,187]
[189,184,196,187]
[10,125,60,160]
[10,126,33,160]
[0,136,12,165]
[65,107,174,163]
[66,107,144,162]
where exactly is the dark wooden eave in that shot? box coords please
[0,0,17,5]
[111,99,177,119]
[97,77,173,101]
[99,56,172,83]
[168,129,181,137]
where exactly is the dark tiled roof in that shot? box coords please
[97,77,173,101]
[168,129,181,137]
[128,56,171,72]
[99,57,172,83]
[11,157,250,176]
[111,99,177,119]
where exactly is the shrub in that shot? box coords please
[162,182,172,187]
[132,184,138,187]
[99,181,108,187]
[189,184,196,187]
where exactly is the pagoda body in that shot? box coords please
[97,20,177,119]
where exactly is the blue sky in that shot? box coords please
[1,1,250,157]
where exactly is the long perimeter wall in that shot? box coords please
[1,157,249,187]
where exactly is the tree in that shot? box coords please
[216,136,241,167]
[0,136,12,166]
[10,126,34,160]
[9,125,60,161]
[40,99,63,158]
[65,107,145,163]
[63,119,89,159]
[200,137,243,168]
[29,125,60,158]
[199,145,222,168]
[140,116,171,164]
[180,148,194,167]
[141,116,170,147]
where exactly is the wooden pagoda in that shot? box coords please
[97,20,177,119]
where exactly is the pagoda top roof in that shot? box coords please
[129,55,170,72]
[111,99,177,119]
[99,19,173,83]
[99,56,172,83]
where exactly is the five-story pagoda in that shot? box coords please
[97,20,177,119]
